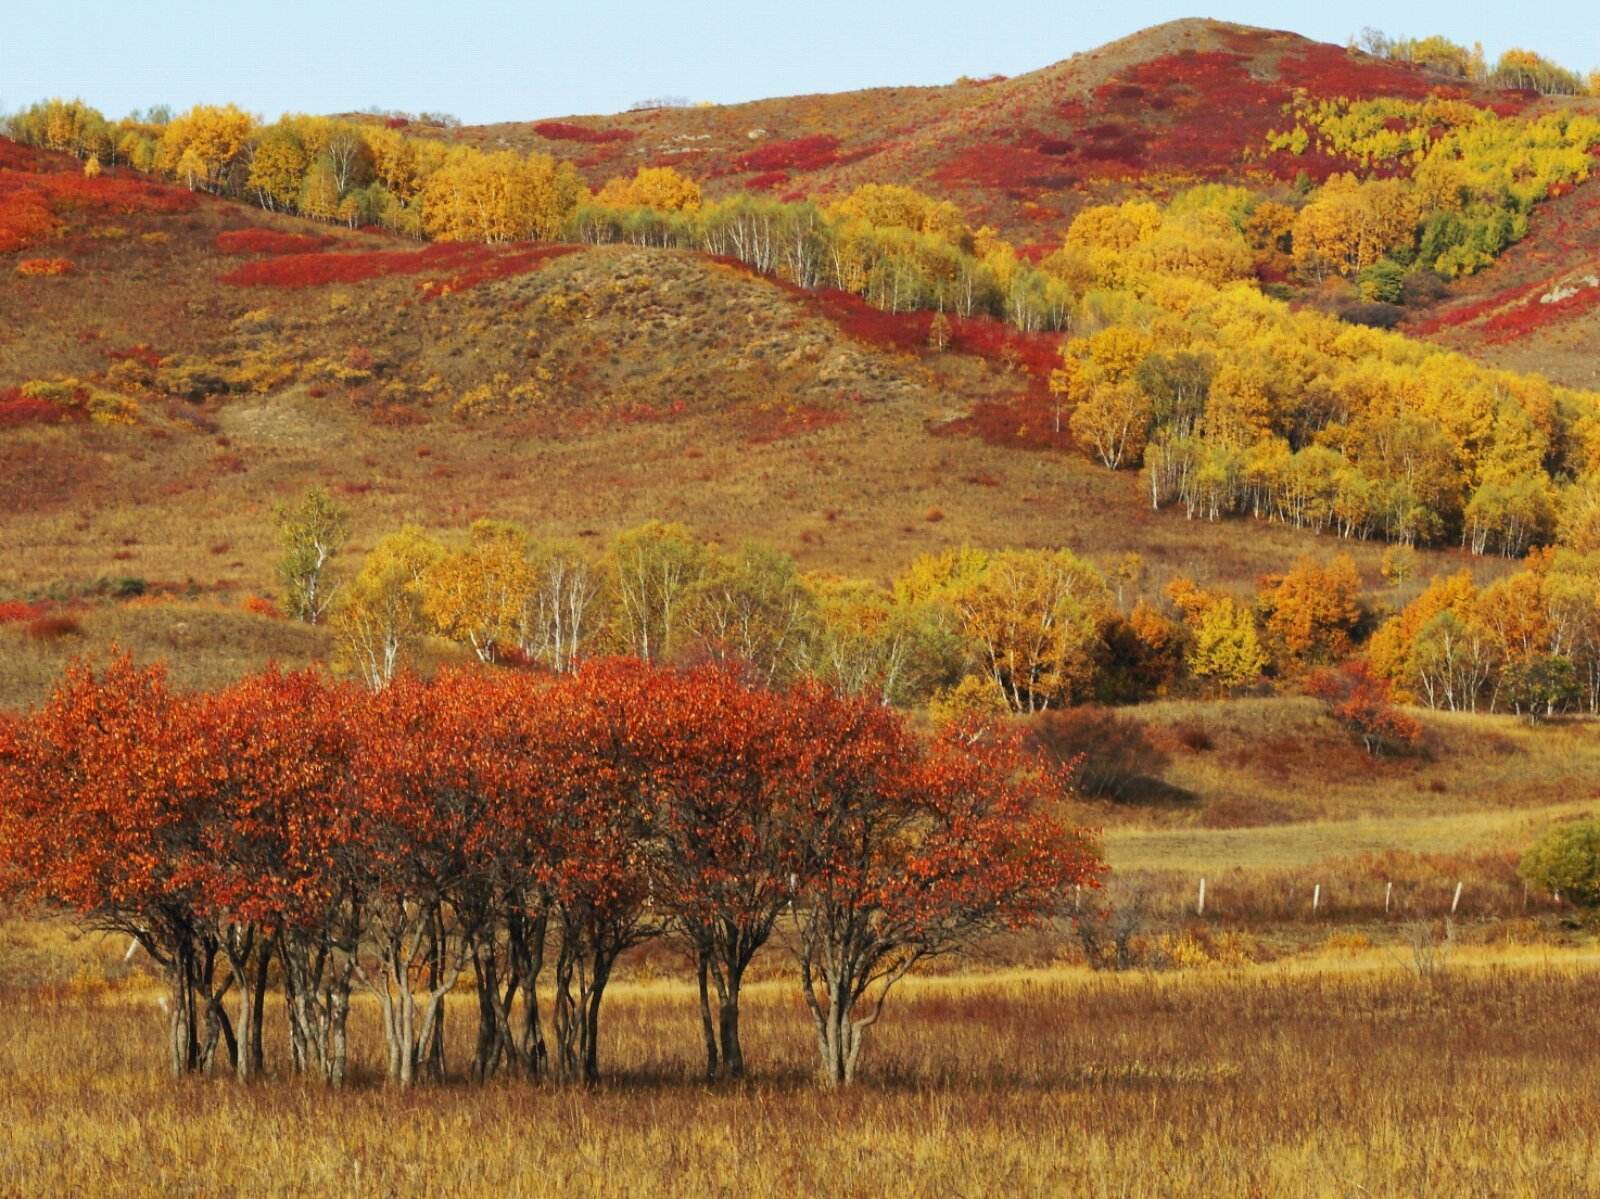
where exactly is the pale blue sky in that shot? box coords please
[3,1,1596,125]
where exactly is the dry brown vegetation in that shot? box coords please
[2,939,1598,1196]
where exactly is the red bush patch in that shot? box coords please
[935,141,1074,191]
[1478,281,1600,343]
[743,170,790,191]
[221,241,578,292]
[107,343,163,370]
[0,147,197,253]
[533,121,635,145]
[0,600,48,623]
[24,615,83,641]
[735,134,841,173]
[745,404,848,444]
[804,289,931,353]
[0,387,77,429]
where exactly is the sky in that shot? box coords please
[3,1,1596,126]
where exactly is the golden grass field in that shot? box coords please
[1,941,1596,1197]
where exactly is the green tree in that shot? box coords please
[1520,821,1600,910]
[274,487,350,624]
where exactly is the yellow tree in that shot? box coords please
[1070,382,1152,470]
[595,166,702,212]
[157,104,257,192]
[605,520,707,662]
[420,520,536,662]
[952,549,1110,712]
[247,127,309,211]
[1187,596,1268,690]
[1257,554,1364,669]
[333,526,445,690]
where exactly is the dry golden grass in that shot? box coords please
[1,947,1597,1196]
[1117,696,1600,830]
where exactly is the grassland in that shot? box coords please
[1,945,1597,1197]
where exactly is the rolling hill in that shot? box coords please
[427,19,1536,242]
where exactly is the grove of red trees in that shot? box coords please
[0,655,1100,1088]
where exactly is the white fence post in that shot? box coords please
[1313,883,1321,915]
[1197,877,1206,918]
[1451,881,1463,915]
[1384,882,1392,915]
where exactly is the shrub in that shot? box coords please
[735,135,840,173]
[1338,302,1405,329]
[105,577,147,599]
[16,257,71,276]
[1173,722,1215,752]
[1027,706,1169,799]
[242,595,281,619]
[0,600,47,623]
[532,121,634,144]
[1306,660,1421,756]
[0,389,75,428]
[1520,821,1600,911]
[24,615,82,641]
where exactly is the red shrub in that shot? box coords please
[934,141,1071,191]
[936,394,1073,452]
[24,615,83,641]
[0,600,47,623]
[1479,282,1600,343]
[0,389,75,429]
[106,343,163,369]
[735,134,841,173]
[745,404,848,444]
[215,229,332,256]
[242,595,280,619]
[0,154,197,253]
[805,290,931,352]
[532,121,635,144]
[1306,660,1421,756]
[1278,43,1458,102]
[743,170,789,191]
[16,257,71,276]
[419,243,579,294]
[947,315,1062,383]
[223,240,578,292]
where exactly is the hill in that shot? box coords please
[1407,165,1600,388]
[429,19,1528,244]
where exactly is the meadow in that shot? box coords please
[1,940,1596,1197]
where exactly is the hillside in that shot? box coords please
[433,19,1529,242]
[3,18,1595,749]
[1407,166,1600,388]
[7,129,1524,623]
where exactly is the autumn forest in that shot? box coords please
[4,13,1600,1197]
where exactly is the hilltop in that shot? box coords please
[430,19,1529,242]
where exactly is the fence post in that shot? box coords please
[1197,876,1206,918]
[1313,883,1321,915]
[1384,881,1392,915]
[1451,881,1463,915]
